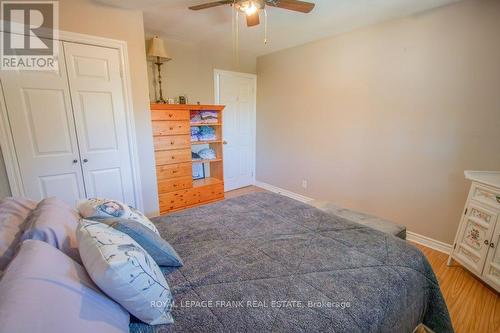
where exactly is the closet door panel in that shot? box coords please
[63,42,135,206]
[87,168,125,201]
[0,41,86,205]
[39,173,82,200]
[22,88,73,155]
[78,91,118,151]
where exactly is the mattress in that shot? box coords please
[131,192,453,333]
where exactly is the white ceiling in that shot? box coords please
[95,0,461,57]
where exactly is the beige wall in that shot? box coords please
[146,36,256,104]
[0,0,158,214]
[256,0,500,244]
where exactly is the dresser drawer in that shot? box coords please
[198,183,224,202]
[154,135,190,151]
[155,149,191,165]
[158,176,192,194]
[159,192,187,211]
[156,163,192,180]
[159,188,200,212]
[152,121,189,136]
[471,183,500,210]
[151,110,189,121]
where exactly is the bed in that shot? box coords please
[131,192,453,333]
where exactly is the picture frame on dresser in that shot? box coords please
[192,164,205,180]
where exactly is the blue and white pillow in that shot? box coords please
[77,198,160,235]
[86,217,183,267]
[77,220,173,325]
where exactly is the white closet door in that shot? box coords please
[0,41,86,205]
[63,42,135,206]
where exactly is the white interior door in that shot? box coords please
[0,41,86,205]
[63,42,136,206]
[215,70,256,192]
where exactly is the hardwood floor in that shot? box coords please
[225,185,267,199]
[414,243,499,333]
[225,186,500,333]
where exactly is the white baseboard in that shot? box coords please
[406,231,452,254]
[255,180,452,254]
[254,180,314,203]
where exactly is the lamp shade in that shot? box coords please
[147,36,171,61]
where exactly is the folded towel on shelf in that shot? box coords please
[190,126,200,142]
[198,126,216,141]
[190,113,203,123]
[197,148,216,160]
[199,111,218,123]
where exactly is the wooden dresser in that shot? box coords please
[151,103,225,214]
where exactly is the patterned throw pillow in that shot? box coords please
[86,217,183,267]
[77,198,160,235]
[77,220,173,325]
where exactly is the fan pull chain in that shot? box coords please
[232,5,240,69]
[235,9,240,68]
[232,5,235,61]
[264,8,268,45]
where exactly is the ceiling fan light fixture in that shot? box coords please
[245,2,258,15]
[236,1,262,16]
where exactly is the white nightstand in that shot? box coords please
[448,171,500,292]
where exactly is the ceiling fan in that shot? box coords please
[189,0,315,27]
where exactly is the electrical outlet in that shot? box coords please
[302,180,308,189]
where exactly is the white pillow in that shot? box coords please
[77,198,159,235]
[77,220,173,325]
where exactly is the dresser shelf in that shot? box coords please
[192,159,222,164]
[191,140,222,145]
[191,123,222,126]
[193,177,223,188]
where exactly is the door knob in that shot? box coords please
[83,159,88,163]
[72,159,78,164]
[490,242,495,248]
[484,240,489,246]
[223,140,228,145]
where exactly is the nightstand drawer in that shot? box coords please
[471,184,500,211]
[152,121,189,136]
[155,149,191,165]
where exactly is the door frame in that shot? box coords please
[0,29,144,210]
[213,69,257,190]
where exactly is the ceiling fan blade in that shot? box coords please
[266,0,315,13]
[188,1,233,10]
[246,12,260,27]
